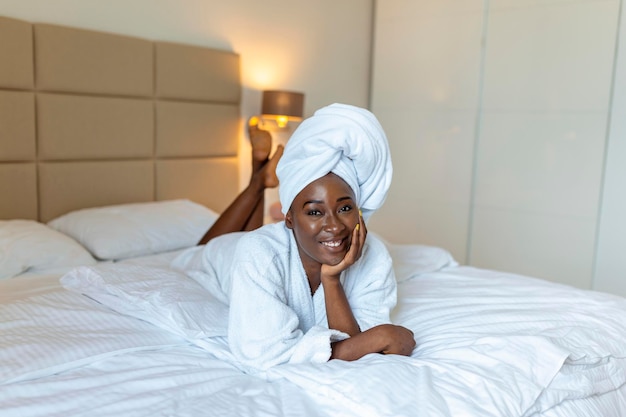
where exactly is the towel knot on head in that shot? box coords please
[276,103,392,221]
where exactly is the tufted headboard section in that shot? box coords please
[0,16,241,222]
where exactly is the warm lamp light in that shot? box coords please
[249,90,305,129]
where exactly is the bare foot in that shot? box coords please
[262,145,284,188]
[249,124,272,164]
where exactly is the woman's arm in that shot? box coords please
[321,215,415,361]
[320,213,367,336]
[331,324,416,361]
[321,214,416,360]
[323,266,418,362]
[321,278,360,336]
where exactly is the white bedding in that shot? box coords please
[1,244,625,417]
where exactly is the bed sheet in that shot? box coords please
[1,246,625,417]
[540,381,626,417]
[392,266,626,416]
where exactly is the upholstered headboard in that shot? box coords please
[0,16,241,222]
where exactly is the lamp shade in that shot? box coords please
[261,90,304,119]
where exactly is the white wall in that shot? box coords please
[371,0,626,296]
[595,0,626,296]
[370,2,485,262]
[0,0,374,189]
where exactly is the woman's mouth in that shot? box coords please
[320,236,350,252]
[321,239,343,248]
[318,236,351,265]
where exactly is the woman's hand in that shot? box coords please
[321,210,367,279]
[376,324,416,356]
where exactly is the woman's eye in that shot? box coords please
[307,209,322,216]
[339,205,353,213]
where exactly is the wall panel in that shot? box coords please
[372,0,624,294]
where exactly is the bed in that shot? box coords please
[1,15,626,417]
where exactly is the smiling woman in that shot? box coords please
[227,104,415,371]
[284,172,416,361]
[181,103,415,373]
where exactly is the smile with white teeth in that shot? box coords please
[321,240,342,248]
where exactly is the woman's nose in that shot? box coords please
[323,213,344,232]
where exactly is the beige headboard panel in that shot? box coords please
[0,16,240,222]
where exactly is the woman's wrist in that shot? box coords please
[320,273,341,285]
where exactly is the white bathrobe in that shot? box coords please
[177,222,397,373]
[173,103,398,372]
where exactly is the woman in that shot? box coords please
[191,104,415,372]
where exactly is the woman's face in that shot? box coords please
[285,173,359,272]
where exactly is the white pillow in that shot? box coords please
[48,200,219,261]
[0,220,97,279]
[369,232,458,282]
[388,244,458,282]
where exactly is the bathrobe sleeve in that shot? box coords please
[343,233,397,331]
[227,229,347,373]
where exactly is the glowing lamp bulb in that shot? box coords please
[276,115,289,128]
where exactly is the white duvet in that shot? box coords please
[1,250,626,417]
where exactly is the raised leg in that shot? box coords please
[198,124,283,245]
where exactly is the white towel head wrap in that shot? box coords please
[276,103,392,221]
